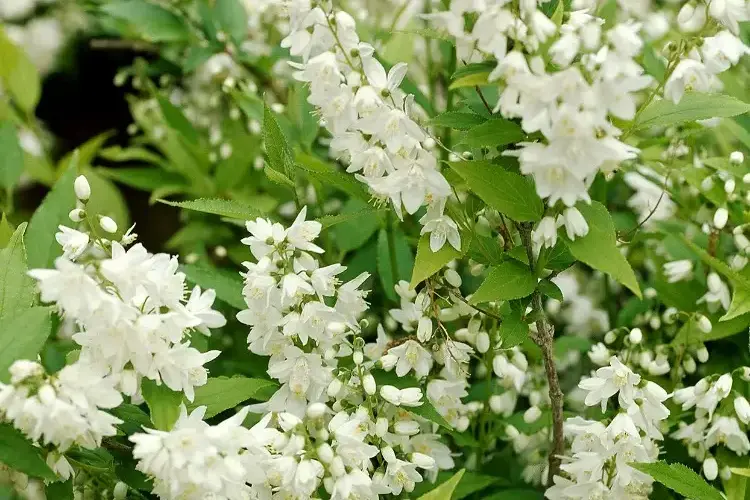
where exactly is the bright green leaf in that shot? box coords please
[0,214,14,248]
[634,93,750,130]
[263,103,295,179]
[331,200,381,252]
[463,119,524,149]
[564,202,641,298]
[0,423,55,480]
[498,310,529,348]
[101,0,190,42]
[0,307,53,383]
[418,469,465,500]
[213,0,249,43]
[431,112,487,130]
[141,379,183,431]
[410,231,468,287]
[630,461,723,500]
[181,263,245,310]
[0,223,35,324]
[159,198,266,221]
[186,376,278,418]
[0,27,41,113]
[470,260,537,304]
[449,161,543,222]
[0,121,23,190]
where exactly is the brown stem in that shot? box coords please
[518,223,565,485]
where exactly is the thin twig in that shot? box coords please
[90,38,159,53]
[475,86,493,114]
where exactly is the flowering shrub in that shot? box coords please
[2,0,750,499]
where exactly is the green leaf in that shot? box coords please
[331,200,381,252]
[181,263,245,310]
[264,166,296,190]
[431,112,487,131]
[263,103,295,179]
[634,93,750,130]
[98,167,187,192]
[630,461,723,500]
[213,0,248,44]
[0,121,23,190]
[109,403,152,435]
[671,313,750,346]
[377,228,414,301]
[463,119,525,149]
[470,260,537,304]
[296,153,370,201]
[410,231,468,287]
[449,161,543,222]
[641,43,666,83]
[0,423,55,480]
[408,401,453,430]
[0,27,41,113]
[100,0,190,42]
[25,165,77,269]
[141,379,183,431]
[498,310,530,348]
[157,96,200,145]
[0,223,35,324]
[66,448,114,473]
[186,376,278,418]
[0,214,14,248]
[45,480,73,500]
[319,206,385,229]
[0,307,52,383]
[449,63,494,90]
[418,469,465,500]
[159,198,266,221]
[537,279,563,301]
[564,201,641,298]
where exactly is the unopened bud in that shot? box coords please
[74,175,91,201]
[697,315,712,334]
[713,208,728,230]
[99,216,118,234]
[730,151,744,165]
[69,208,85,222]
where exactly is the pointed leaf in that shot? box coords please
[418,469,465,500]
[186,376,278,418]
[634,93,750,130]
[0,424,55,480]
[0,307,54,383]
[141,379,183,431]
[631,461,723,500]
[470,260,537,304]
[159,198,266,221]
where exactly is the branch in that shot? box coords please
[518,223,565,485]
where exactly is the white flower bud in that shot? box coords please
[416,316,433,343]
[523,406,542,424]
[744,173,750,184]
[113,482,128,500]
[317,443,334,463]
[353,351,364,365]
[394,420,420,435]
[701,176,714,191]
[69,208,85,222]
[730,151,744,164]
[682,356,696,374]
[38,384,56,405]
[380,354,398,371]
[697,315,712,333]
[721,466,732,481]
[410,452,436,469]
[99,216,118,234]
[74,175,91,201]
[741,367,750,381]
[330,456,345,477]
[529,391,542,407]
[677,2,706,32]
[476,331,490,353]
[604,331,617,344]
[214,245,227,258]
[444,268,462,288]
[644,287,657,299]
[306,402,327,419]
[456,416,470,432]
[734,396,750,424]
[713,208,728,230]
[380,385,401,405]
[725,178,736,194]
[399,388,423,407]
[327,378,343,398]
[375,417,388,437]
[362,373,376,395]
[703,457,718,481]
[628,328,643,344]
[696,346,709,363]
[277,413,302,431]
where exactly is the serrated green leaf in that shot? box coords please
[498,310,529,348]
[264,103,295,179]
[109,403,152,435]
[564,201,641,298]
[634,93,750,130]
[449,63,494,90]
[296,152,370,201]
[631,461,723,500]
[431,112,487,130]
[0,223,35,324]
[418,469,465,500]
[0,121,23,190]
[0,307,53,383]
[319,206,385,229]
[470,260,537,304]
[186,376,278,418]
[181,263,245,310]
[0,214,14,248]
[410,231,468,287]
[0,423,56,480]
[159,198,266,221]
[463,119,524,149]
[449,161,543,222]
[0,27,41,113]
[25,166,77,268]
[101,0,190,42]
[141,379,183,431]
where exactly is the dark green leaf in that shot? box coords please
[431,112,486,131]
[213,0,248,44]
[181,263,245,310]
[0,423,55,480]
[157,96,200,145]
[377,228,414,301]
[296,153,370,201]
[331,200,381,252]
[498,310,529,348]
[263,103,295,179]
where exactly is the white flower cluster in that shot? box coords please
[667,1,750,103]
[279,1,460,252]
[0,360,122,479]
[29,175,226,401]
[430,2,648,212]
[672,371,750,480]
[548,356,670,498]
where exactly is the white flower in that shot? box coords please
[664,60,713,104]
[705,416,750,454]
[419,203,461,251]
[663,259,693,283]
[578,356,641,411]
[708,0,750,35]
[386,340,433,378]
[677,3,707,32]
[558,207,589,240]
[55,226,90,260]
[286,206,324,253]
[532,216,558,252]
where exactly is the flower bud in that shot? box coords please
[74,175,91,201]
[444,268,462,288]
[380,354,398,371]
[327,378,343,398]
[725,178,736,194]
[741,367,750,381]
[677,2,706,32]
[682,355,696,374]
[69,208,85,222]
[730,151,744,165]
[628,328,643,344]
[604,331,617,344]
[523,406,542,424]
[380,385,401,405]
[744,173,750,185]
[317,443,334,463]
[410,452,436,470]
[399,387,423,407]
[99,216,118,234]
[362,373,376,395]
[353,351,364,365]
[476,331,490,353]
[696,346,709,363]
[394,420,420,435]
[697,315,712,333]
[734,396,750,424]
[306,402,327,419]
[703,457,718,481]
[375,417,388,437]
[701,176,714,191]
[713,208,728,230]
[113,482,128,500]
[416,316,433,343]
